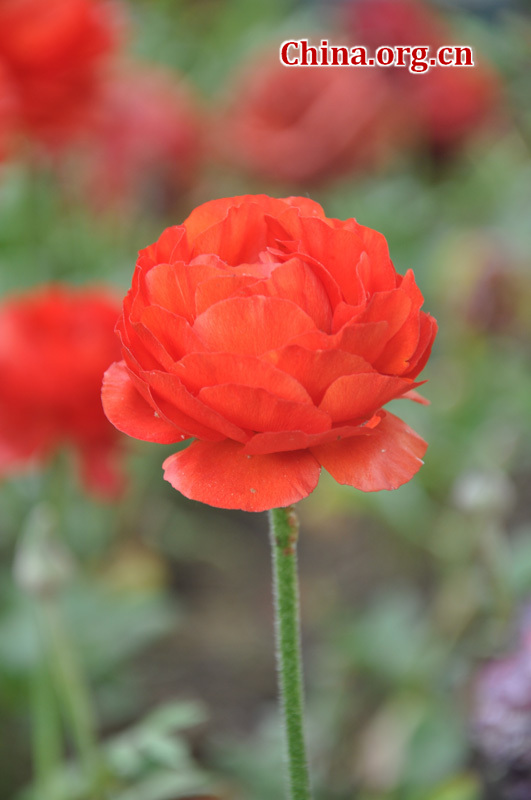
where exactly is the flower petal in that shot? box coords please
[403,313,438,379]
[139,306,205,361]
[198,384,331,434]
[245,258,333,332]
[311,411,427,491]
[143,262,224,322]
[283,196,328,218]
[270,211,367,305]
[355,228,398,293]
[332,287,411,336]
[190,203,271,265]
[243,414,382,456]
[140,225,188,268]
[399,389,430,405]
[319,373,416,422]
[193,295,316,356]
[372,270,426,374]
[140,370,249,442]
[183,195,294,240]
[102,361,187,443]
[163,439,321,511]
[117,313,176,372]
[290,319,390,367]
[373,311,422,374]
[173,352,312,403]
[195,274,258,315]
[265,345,373,405]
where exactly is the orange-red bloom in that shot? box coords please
[102,195,437,512]
[0,0,120,152]
[0,285,124,497]
[217,56,403,186]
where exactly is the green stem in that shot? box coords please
[31,654,62,800]
[269,506,312,800]
[41,598,106,799]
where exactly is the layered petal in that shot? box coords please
[403,313,438,378]
[195,274,259,315]
[319,373,416,422]
[163,439,321,511]
[311,411,427,491]
[183,194,295,240]
[198,384,331,434]
[102,361,187,444]
[139,225,187,268]
[193,295,317,356]
[265,346,374,405]
[138,306,205,362]
[142,369,249,442]
[189,203,272,265]
[278,215,367,305]
[143,262,224,322]
[173,352,312,403]
[104,195,436,510]
[243,258,333,332]
[243,414,383,456]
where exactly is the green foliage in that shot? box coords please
[17,700,212,800]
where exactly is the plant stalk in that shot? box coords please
[269,506,312,800]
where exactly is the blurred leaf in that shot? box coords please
[338,591,445,686]
[111,770,210,800]
[17,700,213,800]
[422,773,481,800]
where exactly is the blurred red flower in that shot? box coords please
[349,0,502,155]
[0,0,120,152]
[0,285,124,497]
[102,195,436,511]
[216,56,405,186]
[0,61,17,161]
[62,64,204,216]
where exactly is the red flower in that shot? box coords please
[102,195,436,512]
[349,0,502,155]
[216,56,404,185]
[0,0,120,151]
[0,61,17,162]
[62,64,204,215]
[0,285,124,497]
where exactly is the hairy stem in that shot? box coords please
[269,506,312,800]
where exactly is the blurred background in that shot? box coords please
[0,0,530,798]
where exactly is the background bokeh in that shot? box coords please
[0,1,530,799]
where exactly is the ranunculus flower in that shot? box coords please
[0,61,17,162]
[102,195,436,512]
[348,0,503,156]
[216,55,404,186]
[62,63,204,215]
[0,285,124,497]
[0,0,120,151]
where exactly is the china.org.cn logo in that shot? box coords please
[280,39,474,73]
